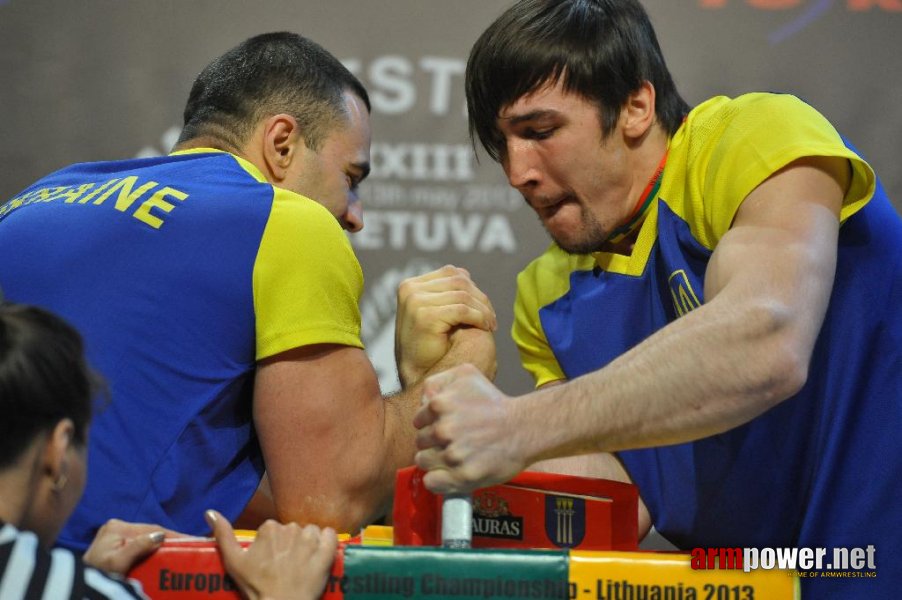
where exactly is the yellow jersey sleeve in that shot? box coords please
[681,93,876,247]
[253,187,364,360]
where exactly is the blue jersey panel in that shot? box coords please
[0,152,272,548]
[539,201,711,378]
[540,184,901,598]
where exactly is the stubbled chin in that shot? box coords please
[541,199,581,233]
[543,220,583,251]
[541,204,609,255]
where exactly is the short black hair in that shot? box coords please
[466,0,689,161]
[0,303,100,469]
[178,31,371,151]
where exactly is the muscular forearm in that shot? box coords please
[264,266,499,530]
[519,159,846,464]
[517,296,814,464]
[375,328,497,515]
[280,328,496,531]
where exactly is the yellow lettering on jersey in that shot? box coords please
[61,183,96,203]
[79,178,121,204]
[39,186,70,202]
[6,191,31,206]
[16,187,46,203]
[12,186,55,204]
[37,186,66,201]
[91,176,158,211]
[2,177,187,228]
[668,269,702,317]
[132,186,188,229]
[20,190,42,203]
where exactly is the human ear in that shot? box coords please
[261,114,301,183]
[621,81,657,140]
[44,419,75,491]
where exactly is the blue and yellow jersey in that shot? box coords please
[0,149,363,549]
[515,93,874,387]
[513,94,901,593]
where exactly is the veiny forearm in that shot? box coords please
[516,158,846,465]
[517,293,818,465]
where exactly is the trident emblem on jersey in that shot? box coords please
[668,269,702,317]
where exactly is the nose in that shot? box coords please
[342,199,363,233]
[503,140,541,190]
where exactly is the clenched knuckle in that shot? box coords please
[259,519,280,534]
[459,463,486,484]
[433,421,453,444]
[443,445,465,466]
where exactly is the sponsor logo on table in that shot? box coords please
[472,491,524,540]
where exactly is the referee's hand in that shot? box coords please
[206,509,337,600]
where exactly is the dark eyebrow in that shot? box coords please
[500,109,562,126]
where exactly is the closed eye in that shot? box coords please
[347,162,370,191]
[523,127,555,141]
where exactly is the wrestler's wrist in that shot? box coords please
[507,392,547,470]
